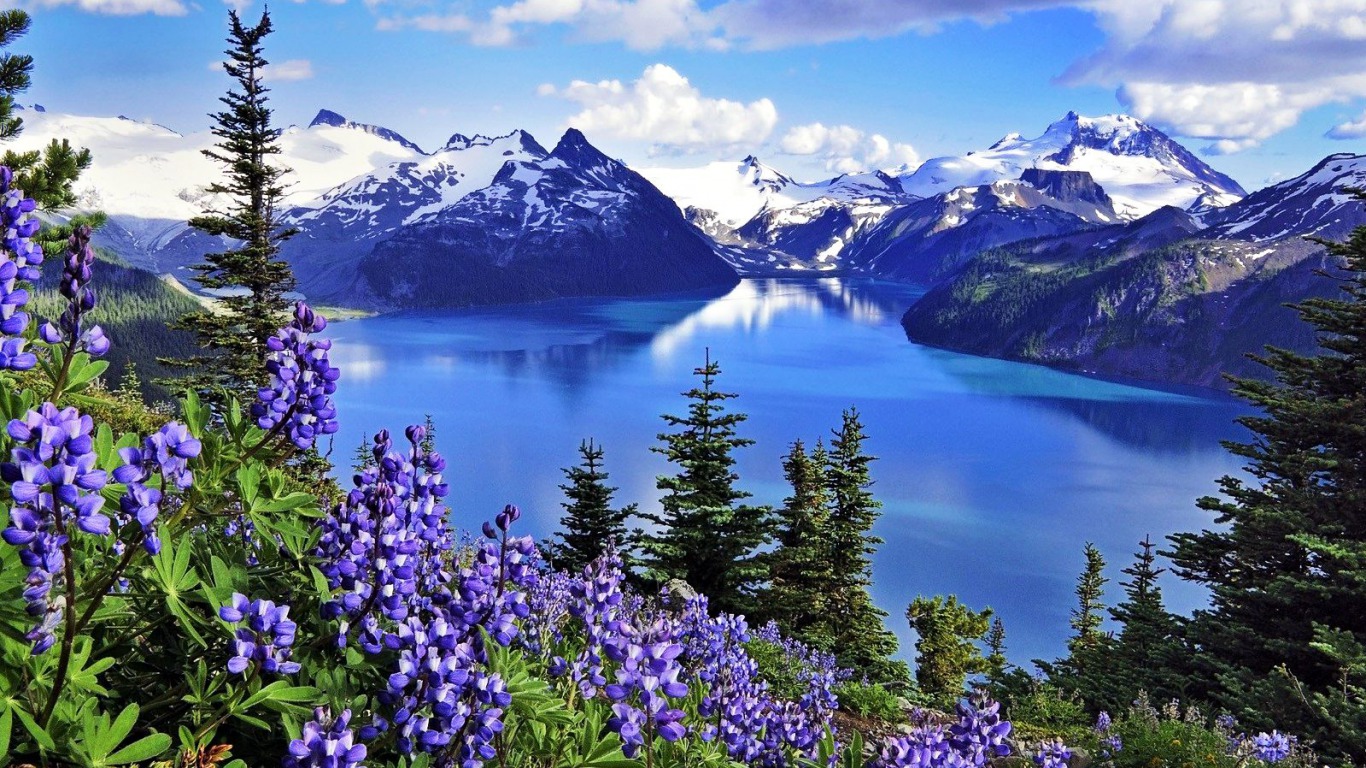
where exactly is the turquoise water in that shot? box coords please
[327,278,1251,665]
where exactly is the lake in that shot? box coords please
[326,277,1252,666]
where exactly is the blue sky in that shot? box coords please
[15,0,1366,188]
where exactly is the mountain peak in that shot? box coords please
[308,108,349,128]
[308,109,424,154]
[551,128,613,167]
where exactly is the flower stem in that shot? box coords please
[39,502,80,727]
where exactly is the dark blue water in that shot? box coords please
[327,278,1251,666]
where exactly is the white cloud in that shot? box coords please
[267,59,315,82]
[23,0,187,14]
[1328,109,1366,139]
[374,0,1366,152]
[207,58,317,82]
[379,0,721,50]
[1072,1,1366,152]
[540,63,777,154]
[779,122,918,173]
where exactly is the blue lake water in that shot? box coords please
[327,278,1252,666]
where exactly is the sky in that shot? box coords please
[11,0,1366,189]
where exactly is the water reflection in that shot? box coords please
[328,278,1249,664]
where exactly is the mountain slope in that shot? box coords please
[901,154,1366,388]
[340,129,738,308]
[18,107,738,308]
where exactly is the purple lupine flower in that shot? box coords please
[253,301,340,450]
[1033,739,1071,768]
[219,593,300,675]
[39,225,109,358]
[1252,732,1292,764]
[0,166,42,367]
[113,421,200,553]
[949,695,1012,765]
[284,708,367,768]
[0,404,109,653]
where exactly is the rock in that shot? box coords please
[664,579,697,605]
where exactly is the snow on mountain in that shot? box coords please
[639,156,908,229]
[1203,153,1366,242]
[11,106,428,222]
[290,129,546,238]
[896,112,1246,219]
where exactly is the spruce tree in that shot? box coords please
[764,438,833,635]
[1067,542,1109,666]
[167,9,297,401]
[906,594,992,700]
[1167,201,1366,760]
[820,408,901,678]
[640,352,772,615]
[985,616,1008,684]
[1103,535,1181,710]
[553,438,637,574]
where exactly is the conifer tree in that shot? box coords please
[1067,542,1109,667]
[0,9,95,234]
[1102,535,1181,710]
[640,352,772,615]
[553,438,637,574]
[1167,199,1366,760]
[985,616,1008,683]
[167,9,297,401]
[820,408,901,677]
[906,594,992,700]
[764,438,833,635]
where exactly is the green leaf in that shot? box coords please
[64,354,110,393]
[0,704,12,758]
[13,703,54,750]
[106,732,173,764]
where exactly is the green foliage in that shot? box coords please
[1165,193,1366,762]
[552,438,638,574]
[905,594,992,701]
[999,679,1089,746]
[639,351,772,615]
[29,249,201,402]
[832,681,902,723]
[819,410,900,680]
[1068,542,1109,664]
[0,9,94,215]
[1084,695,1319,768]
[167,8,298,403]
[763,412,904,684]
[763,438,832,636]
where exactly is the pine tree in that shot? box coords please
[640,351,772,615]
[985,616,1008,684]
[819,408,901,678]
[351,433,373,474]
[764,438,833,636]
[166,9,297,401]
[1102,535,1181,711]
[553,439,637,574]
[0,10,95,232]
[1167,200,1366,760]
[1067,542,1109,666]
[906,594,992,700]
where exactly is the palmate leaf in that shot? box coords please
[150,534,206,647]
[63,353,108,394]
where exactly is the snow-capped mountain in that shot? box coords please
[350,129,736,308]
[16,106,738,307]
[896,112,1246,220]
[1203,153,1366,242]
[640,157,917,272]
